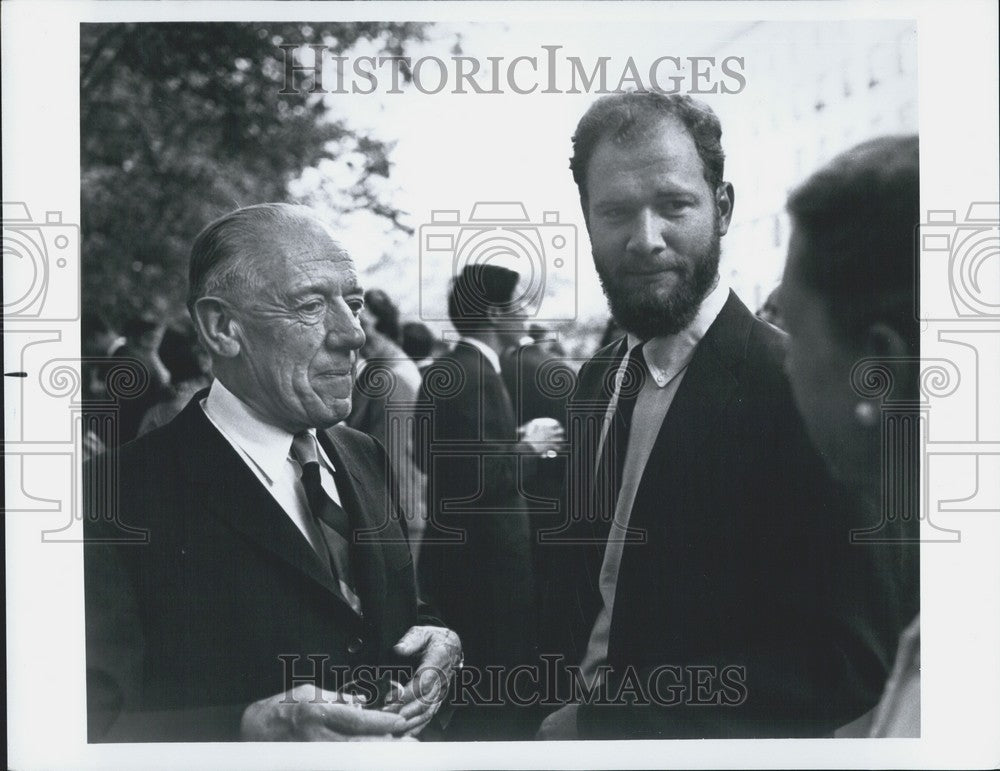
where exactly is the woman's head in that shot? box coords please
[779,135,919,501]
[363,288,401,343]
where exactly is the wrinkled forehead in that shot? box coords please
[252,216,356,281]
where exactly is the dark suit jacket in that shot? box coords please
[500,341,570,426]
[84,392,438,742]
[499,341,576,653]
[416,341,536,671]
[552,292,919,738]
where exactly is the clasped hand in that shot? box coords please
[240,625,462,741]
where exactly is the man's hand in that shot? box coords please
[240,684,413,741]
[383,625,462,736]
[518,417,565,456]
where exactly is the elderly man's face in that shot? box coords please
[230,221,366,432]
[585,117,732,339]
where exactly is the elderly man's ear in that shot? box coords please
[192,296,242,359]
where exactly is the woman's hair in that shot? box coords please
[364,288,402,343]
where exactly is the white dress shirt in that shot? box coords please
[201,379,343,559]
[578,279,731,685]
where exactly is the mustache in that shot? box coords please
[597,254,691,278]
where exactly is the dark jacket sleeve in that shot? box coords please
[84,441,252,742]
[85,502,251,741]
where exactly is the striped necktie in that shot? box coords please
[290,431,362,615]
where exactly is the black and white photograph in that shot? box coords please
[3,1,999,768]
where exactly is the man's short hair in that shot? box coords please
[786,135,919,350]
[187,202,317,313]
[569,91,726,211]
[447,264,520,336]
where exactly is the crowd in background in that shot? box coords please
[81,91,918,744]
[81,290,783,454]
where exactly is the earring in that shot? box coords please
[854,401,879,427]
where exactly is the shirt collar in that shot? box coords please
[457,336,502,374]
[626,277,731,388]
[203,379,335,483]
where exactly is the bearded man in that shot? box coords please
[537,93,913,739]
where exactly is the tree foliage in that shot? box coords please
[80,21,428,324]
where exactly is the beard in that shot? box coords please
[596,230,721,340]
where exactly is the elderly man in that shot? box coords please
[539,93,913,739]
[84,203,460,742]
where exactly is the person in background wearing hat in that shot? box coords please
[416,264,564,740]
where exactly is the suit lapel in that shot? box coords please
[624,292,749,545]
[175,395,349,604]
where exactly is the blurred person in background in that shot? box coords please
[401,321,439,373]
[417,264,564,740]
[756,284,785,330]
[540,91,912,739]
[779,135,921,737]
[501,326,572,426]
[82,311,124,361]
[528,323,567,357]
[350,289,423,402]
[138,318,213,436]
[363,287,403,344]
[110,303,173,445]
[348,290,427,554]
[80,312,125,459]
[499,321,576,664]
